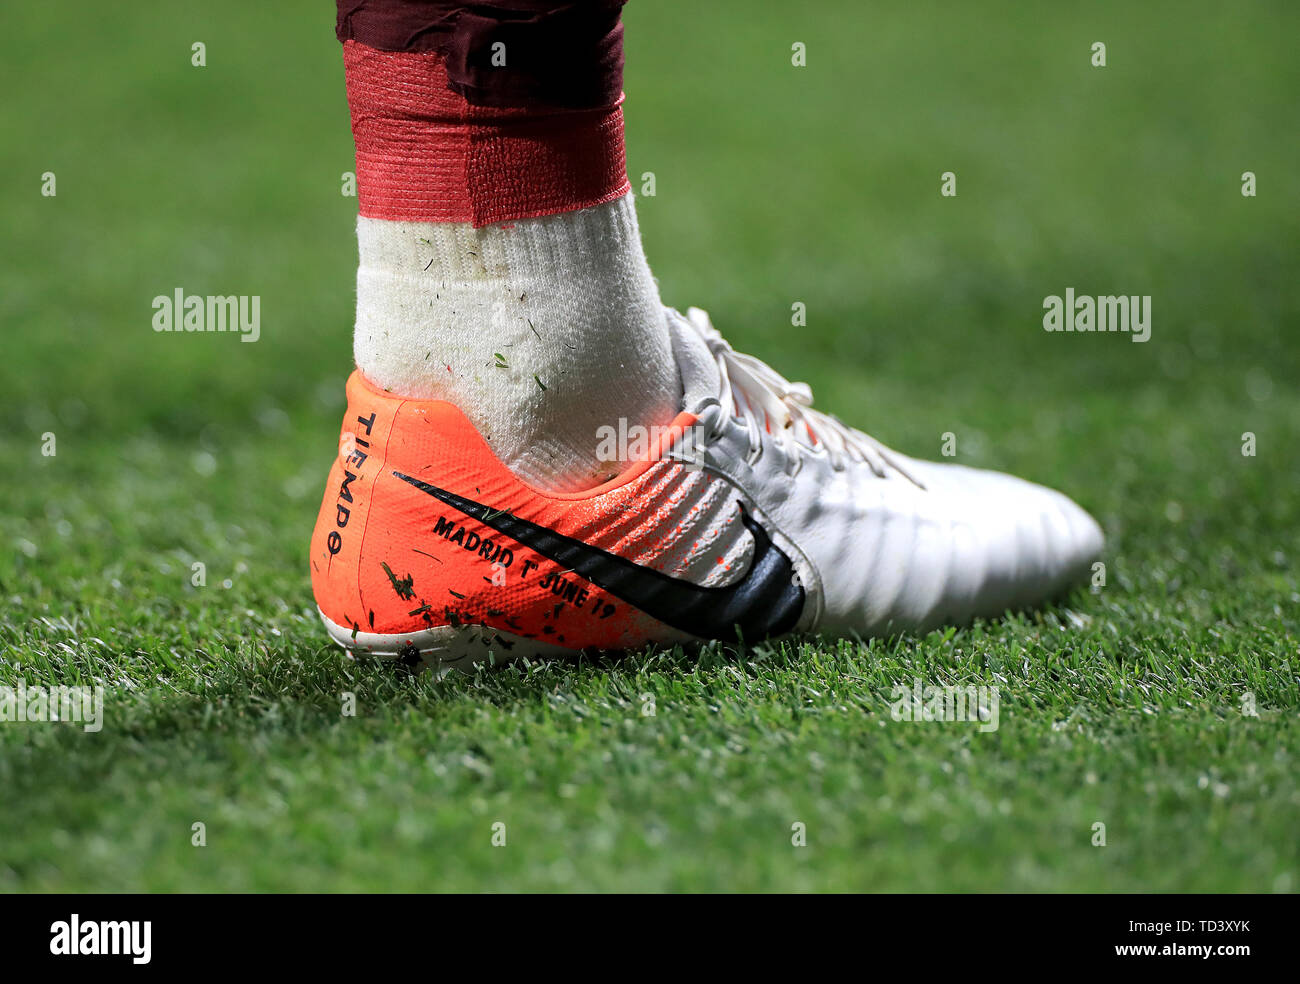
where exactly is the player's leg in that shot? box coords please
[312,1,1103,669]
[337,0,678,492]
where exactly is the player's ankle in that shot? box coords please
[353,195,683,491]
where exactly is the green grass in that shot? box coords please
[1,0,1298,892]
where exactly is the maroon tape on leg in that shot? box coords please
[336,1,626,109]
[344,41,630,225]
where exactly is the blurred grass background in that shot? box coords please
[0,1,1296,891]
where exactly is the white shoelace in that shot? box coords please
[684,307,923,487]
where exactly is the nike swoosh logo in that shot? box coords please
[392,471,805,640]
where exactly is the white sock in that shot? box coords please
[353,193,682,492]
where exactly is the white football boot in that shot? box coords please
[310,306,1103,667]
